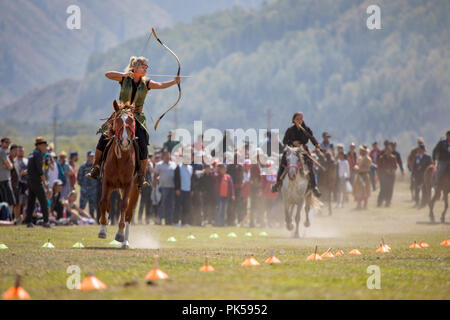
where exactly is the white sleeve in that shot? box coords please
[344,160,350,178]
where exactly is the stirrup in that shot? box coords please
[312,186,321,198]
[86,165,100,180]
[136,174,150,188]
[271,181,281,193]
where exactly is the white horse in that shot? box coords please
[281,146,320,238]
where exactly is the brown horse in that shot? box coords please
[98,100,140,248]
[428,165,449,223]
[316,150,336,215]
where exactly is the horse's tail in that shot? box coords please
[309,193,324,210]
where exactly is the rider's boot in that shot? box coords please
[86,149,103,180]
[271,164,284,193]
[136,159,150,188]
[308,166,321,198]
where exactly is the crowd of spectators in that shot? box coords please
[0,129,448,227]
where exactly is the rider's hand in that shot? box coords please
[174,76,181,84]
[293,141,301,147]
[316,144,321,152]
[176,190,180,196]
[124,71,134,79]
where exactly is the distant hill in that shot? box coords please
[1,0,449,154]
[0,0,265,106]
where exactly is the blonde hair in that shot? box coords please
[124,56,148,73]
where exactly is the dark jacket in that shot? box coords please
[412,153,432,181]
[227,164,243,187]
[282,123,319,148]
[27,148,44,184]
[432,139,450,162]
[391,150,404,173]
[198,171,216,198]
[377,153,398,175]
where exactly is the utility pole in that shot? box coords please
[52,107,60,152]
[266,108,272,131]
[174,109,178,137]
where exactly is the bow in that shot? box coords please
[151,28,181,131]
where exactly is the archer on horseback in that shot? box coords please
[271,112,322,197]
[86,56,181,188]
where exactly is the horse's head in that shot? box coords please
[112,100,135,150]
[286,146,302,180]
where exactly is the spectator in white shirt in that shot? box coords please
[336,151,350,208]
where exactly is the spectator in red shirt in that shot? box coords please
[214,163,234,226]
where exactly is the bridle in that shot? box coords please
[115,112,135,141]
[112,108,136,157]
[287,147,304,176]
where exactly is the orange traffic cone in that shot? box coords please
[381,237,391,250]
[306,246,322,261]
[241,254,260,266]
[199,256,215,272]
[419,241,429,248]
[2,275,30,300]
[145,255,169,280]
[335,250,344,257]
[321,248,335,259]
[79,273,107,290]
[265,249,281,264]
[409,241,422,249]
[348,249,361,255]
[376,243,390,253]
[440,239,450,246]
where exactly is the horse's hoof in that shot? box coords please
[121,241,130,249]
[293,233,299,239]
[115,233,125,242]
[304,220,310,228]
[98,226,107,239]
[286,223,294,231]
[441,217,446,224]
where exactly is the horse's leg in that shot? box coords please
[98,184,112,239]
[115,188,128,243]
[328,189,332,216]
[285,203,294,231]
[122,183,139,248]
[441,191,448,223]
[294,200,303,238]
[429,188,439,222]
[304,194,311,227]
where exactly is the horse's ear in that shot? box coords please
[113,100,120,112]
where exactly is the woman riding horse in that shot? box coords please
[272,112,322,197]
[86,56,181,187]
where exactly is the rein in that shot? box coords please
[112,109,136,159]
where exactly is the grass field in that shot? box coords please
[1,178,449,300]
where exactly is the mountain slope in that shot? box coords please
[0,0,265,106]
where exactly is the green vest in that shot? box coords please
[98,77,150,140]
[119,76,148,107]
